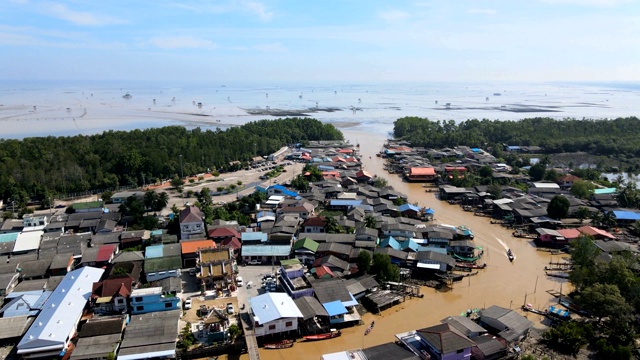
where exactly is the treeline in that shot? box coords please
[393,116,640,157]
[0,117,342,206]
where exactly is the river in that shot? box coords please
[243,130,570,360]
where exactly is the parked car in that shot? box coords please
[189,268,196,276]
[236,276,244,287]
[248,259,262,265]
[226,303,234,314]
[184,298,192,310]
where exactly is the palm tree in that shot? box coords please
[143,190,157,215]
[325,216,342,234]
[153,192,169,213]
[364,215,377,229]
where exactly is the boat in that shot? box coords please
[303,329,341,341]
[122,92,132,99]
[456,262,487,269]
[507,249,514,262]
[264,339,294,349]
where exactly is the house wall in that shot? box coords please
[294,251,315,266]
[146,269,181,282]
[254,317,299,337]
[304,226,325,233]
[442,348,472,360]
[180,221,204,240]
[131,293,180,314]
[383,230,415,238]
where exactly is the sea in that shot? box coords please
[1,80,640,139]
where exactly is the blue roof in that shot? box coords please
[256,211,276,218]
[241,232,268,242]
[269,185,299,197]
[318,165,335,171]
[507,145,521,150]
[0,232,18,243]
[241,244,291,256]
[329,199,363,206]
[418,246,447,254]
[343,293,359,307]
[549,305,570,318]
[471,148,481,153]
[594,188,617,195]
[400,239,419,252]
[613,210,640,221]
[399,203,421,213]
[149,229,163,236]
[322,300,348,317]
[145,244,164,259]
[380,236,401,251]
[255,186,267,193]
[425,208,435,214]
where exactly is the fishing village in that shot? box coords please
[1,118,640,360]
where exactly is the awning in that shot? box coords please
[416,262,440,270]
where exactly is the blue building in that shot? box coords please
[130,287,180,314]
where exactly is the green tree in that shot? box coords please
[373,176,388,188]
[478,165,493,178]
[228,324,241,341]
[547,195,570,219]
[325,217,342,234]
[570,180,596,199]
[143,190,157,215]
[574,207,591,222]
[528,163,546,181]
[569,236,600,291]
[370,253,400,282]
[487,183,502,199]
[543,168,559,182]
[171,177,184,192]
[153,191,169,213]
[576,283,633,323]
[101,190,113,203]
[542,321,592,355]
[364,215,377,229]
[356,250,371,274]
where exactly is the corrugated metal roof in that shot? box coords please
[322,300,348,317]
[241,245,291,256]
[18,267,105,354]
[250,292,303,324]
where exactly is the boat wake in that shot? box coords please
[495,237,515,260]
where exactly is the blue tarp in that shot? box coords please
[322,300,348,317]
[549,305,570,318]
[612,210,640,221]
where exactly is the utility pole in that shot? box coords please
[179,154,184,179]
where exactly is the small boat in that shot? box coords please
[264,339,294,349]
[507,249,514,262]
[122,92,132,99]
[303,329,341,341]
[456,262,487,269]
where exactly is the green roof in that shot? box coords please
[71,201,104,210]
[280,258,302,266]
[144,256,182,272]
[293,237,319,252]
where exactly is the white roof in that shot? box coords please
[13,231,43,253]
[18,266,105,354]
[532,182,560,189]
[131,287,162,296]
[250,292,303,325]
[268,195,285,201]
[416,262,440,270]
[493,198,514,205]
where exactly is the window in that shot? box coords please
[136,306,144,311]
[134,297,142,302]
[165,302,172,308]
[285,321,292,327]
[268,325,276,330]
[457,349,464,354]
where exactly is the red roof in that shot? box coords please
[96,244,116,263]
[356,170,373,178]
[208,227,240,239]
[179,206,204,223]
[578,225,615,239]
[313,265,335,279]
[92,277,132,298]
[181,239,216,254]
[410,167,436,176]
[556,228,581,239]
[302,216,326,227]
[559,174,580,182]
[445,166,467,172]
[221,237,241,251]
[338,149,353,154]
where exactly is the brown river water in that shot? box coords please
[235,130,570,360]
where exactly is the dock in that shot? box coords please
[240,312,260,360]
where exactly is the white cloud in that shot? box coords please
[467,9,497,15]
[253,42,286,52]
[43,2,126,26]
[379,10,411,22]
[244,1,273,21]
[150,36,217,50]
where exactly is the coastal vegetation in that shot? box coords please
[0,118,342,213]
[393,116,640,170]
[541,236,638,358]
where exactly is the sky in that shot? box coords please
[1,0,639,83]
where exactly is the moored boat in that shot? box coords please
[303,329,341,341]
[264,339,294,349]
[456,262,487,269]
